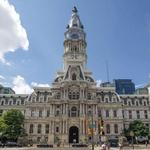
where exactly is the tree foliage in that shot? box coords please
[2,109,25,140]
[0,117,8,134]
[125,120,149,137]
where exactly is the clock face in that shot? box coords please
[71,33,79,39]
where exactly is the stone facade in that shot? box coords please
[0,7,149,144]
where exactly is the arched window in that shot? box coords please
[9,100,12,105]
[71,107,78,117]
[114,124,118,133]
[29,124,34,133]
[37,124,41,134]
[72,73,76,80]
[143,101,147,106]
[56,110,60,116]
[17,101,20,105]
[1,101,4,106]
[106,124,110,134]
[128,101,131,106]
[56,127,59,133]
[105,97,109,103]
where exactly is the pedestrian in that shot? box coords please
[145,140,148,147]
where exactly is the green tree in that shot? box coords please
[125,120,149,137]
[3,109,25,140]
[0,117,8,135]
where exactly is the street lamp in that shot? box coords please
[130,131,134,150]
[88,111,94,150]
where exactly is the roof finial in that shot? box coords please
[72,6,78,13]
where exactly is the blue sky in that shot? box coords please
[0,0,150,93]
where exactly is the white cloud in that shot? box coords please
[0,75,5,80]
[96,80,102,87]
[0,0,29,65]
[12,75,33,94]
[12,75,50,94]
[31,82,50,87]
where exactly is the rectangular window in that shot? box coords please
[31,110,34,117]
[113,110,117,118]
[47,110,50,117]
[144,110,148,119]
[39,110,42,117]
[136,110,140,119]
[106,110,109,118]
[45,124,49,134]
[129,110,132,119]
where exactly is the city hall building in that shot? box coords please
[0,7,150,144]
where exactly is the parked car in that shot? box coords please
[5,141,18,147]
[0,141,4,147]
[137,136,148,143]
[72,143,88,147]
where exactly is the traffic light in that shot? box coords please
[101,119,104,126]
[98,118,105,135]
[88,128,93,135]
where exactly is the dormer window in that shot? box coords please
[72,73,76,80]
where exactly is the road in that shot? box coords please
[0,145,150,150]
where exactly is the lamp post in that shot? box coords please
[91,113,94,150]
[88,111,94,150]
[130,131,134,150]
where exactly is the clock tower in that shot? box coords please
[63,7,87,71]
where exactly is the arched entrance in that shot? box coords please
[69,126,79,143]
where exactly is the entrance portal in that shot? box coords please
[69,126,79,143]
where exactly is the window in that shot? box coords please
[136,110,140,119]
[71,107,78,117]
[9,100,12,105]
[29,124,34,134]
[56,127,59,133]
[106,124,110,134]
[87,93,91,100]
[68,91,80,100]
[114,124,118,133]
[124,99,127,105]
[136,101,139,106]
[31,110,34,117]
[45,124,49,134]
[72,73,76,80]
[47,110,50,117]
[98,110,101,117]
[105,98,109,103]
[21,99,24,105]
[17,101,20,105]
[106,110,109,118]
[144,101,147,106]
[56,110,60,116]
[129,110,132,119]
[113,110,117,118]
[144,110,148,119]
[1,101,4,106]
[37,124,42,134]
[39,110,42,117]
[128,101,131,106]
[88,110,92,116]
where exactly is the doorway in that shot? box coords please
[69,126,79,143]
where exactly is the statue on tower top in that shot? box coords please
[72,6,78,13]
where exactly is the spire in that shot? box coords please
[68,6,84,29]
